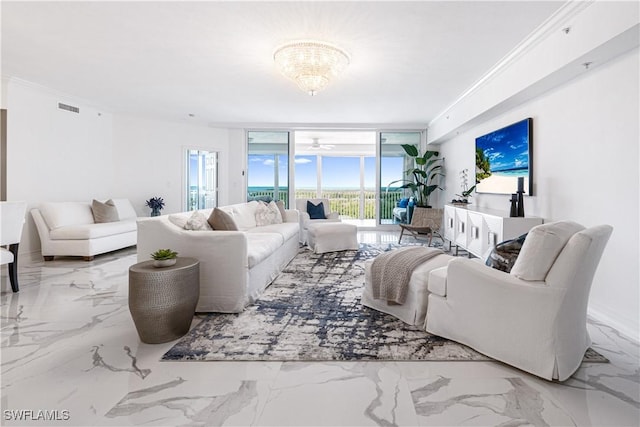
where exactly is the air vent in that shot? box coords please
[58,102,79,113]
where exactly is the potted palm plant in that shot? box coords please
[388,144,444,209]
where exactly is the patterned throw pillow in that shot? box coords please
[255,201,281,226]
[184,210,212,231]
[307,201,326,219]
[485,233,528,273]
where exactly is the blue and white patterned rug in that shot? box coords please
[162,243,607,363]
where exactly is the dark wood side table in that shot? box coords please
[128,257,200,344]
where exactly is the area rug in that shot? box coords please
[162,243,607,363]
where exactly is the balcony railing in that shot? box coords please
[247,188,404,222]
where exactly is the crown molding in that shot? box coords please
[429,0,593,126]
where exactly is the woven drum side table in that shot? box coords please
[128,257,200,344]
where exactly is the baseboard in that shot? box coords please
[588,306,640,344]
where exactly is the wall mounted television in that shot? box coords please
[475,117,533,195]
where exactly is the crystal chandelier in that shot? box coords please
[273,40,350,96]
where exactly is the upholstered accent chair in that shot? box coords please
[425,221,613,381]
[295,198,340,244]
[1,201,28,292]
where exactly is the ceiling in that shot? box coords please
[1,1,565,127]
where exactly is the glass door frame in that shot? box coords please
[245,129,294,208]
[182,147,219,211]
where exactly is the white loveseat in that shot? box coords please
[31,199,138,261]
[136,201,300,313]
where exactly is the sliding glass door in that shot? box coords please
[379,132,421,224]
[247,131,290,207]
[185,149,218,211]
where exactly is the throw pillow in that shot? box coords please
[184,210,212,231]
[485,233,528,273]
[91,199,119,223]
[207,208,239,231]
[307,201,326,220]
[255,201,281,226]
[275,200,287,221]
[510,221,585,281]
[267,201,283,224]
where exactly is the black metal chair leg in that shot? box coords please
[8,243,19,292]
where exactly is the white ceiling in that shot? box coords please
[1,1,565,127]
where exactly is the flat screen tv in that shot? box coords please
[475,118,533,195]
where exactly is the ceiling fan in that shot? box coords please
[308,138,335,150]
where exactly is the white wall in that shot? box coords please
[3,79,234,254]
[111,115,231,216]
[438,48,639,340]
[5,79,114,254]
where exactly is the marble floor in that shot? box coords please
[1,231,639,426]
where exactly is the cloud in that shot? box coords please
[263,159,275,166]
[295,158,312,164]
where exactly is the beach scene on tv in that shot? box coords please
[475,118,532,195]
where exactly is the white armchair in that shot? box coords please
[425,221,613,381]
[1,201,28,292]
[295,198,340,243]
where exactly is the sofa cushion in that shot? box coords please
[40,202,95,230]
[246,222,299,241]
[208,208,239,231]
[510,221,585,281]
[111,199,137,220]
[307,201,326,219]
[184,210,212,231]
[246,233,284,268]
[217,201,258,231]
[49,220,136,240]
[92,199,119,223]
[168,213,189,229]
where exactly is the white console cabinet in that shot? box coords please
[444,204,543,258]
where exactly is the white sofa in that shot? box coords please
[136,201,300,313]
[31,199,138,261]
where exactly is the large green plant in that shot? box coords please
[388,144,444,208]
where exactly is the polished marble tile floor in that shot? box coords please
[1,232,639,426]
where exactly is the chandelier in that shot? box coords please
[273,40,350,96]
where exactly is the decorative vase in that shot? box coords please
[153,258,177,268]
[151,208,161,217]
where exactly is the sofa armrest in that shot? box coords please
[327,212,340,220]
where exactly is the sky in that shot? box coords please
[248,155,405,189]
[476,118,531,172]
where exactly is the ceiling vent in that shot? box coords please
[58,102,79,113]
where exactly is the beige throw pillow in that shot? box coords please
[184,210,213,231]
[510,221,585,281]
[255,201,283,226]
[207,208,239,231]
[275,200,286,221]
[92,199,119,223]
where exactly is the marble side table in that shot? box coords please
[128,257,200,344]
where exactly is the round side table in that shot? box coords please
[128,257,200,344]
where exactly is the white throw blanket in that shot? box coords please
[371,247,444,304]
